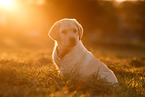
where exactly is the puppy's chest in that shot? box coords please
[56,53,78,65]
[54,50,81,68]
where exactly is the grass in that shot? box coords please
[0,42,145,97]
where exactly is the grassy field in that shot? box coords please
[0,40,145,97]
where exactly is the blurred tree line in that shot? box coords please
[0,0,145,43]
[45,0,145,43]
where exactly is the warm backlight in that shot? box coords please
[0,0,15,10]
[116,0,125,2]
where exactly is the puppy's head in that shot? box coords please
[48,18,83,47]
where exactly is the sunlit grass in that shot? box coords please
[0,45,144,97]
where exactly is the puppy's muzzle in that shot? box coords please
[69,37,76,47]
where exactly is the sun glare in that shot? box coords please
[116,0,125,2]
[0,0,15,10]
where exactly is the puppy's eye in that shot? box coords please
[61,30,67,34]
[73,29,77,33]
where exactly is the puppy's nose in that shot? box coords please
[69,37,76,43]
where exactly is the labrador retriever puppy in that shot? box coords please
[48,18,118,85]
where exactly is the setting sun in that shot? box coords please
[0,0,15,10]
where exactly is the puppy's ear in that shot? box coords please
[74,19,83,40]
[48,21,60,40]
